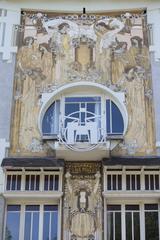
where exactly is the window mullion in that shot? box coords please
[40,172,44,192]
[113,212,115,240]
[39,204,43,240]
[131,212,134,240]
[122,204,126,240]
[21,173,25,191]
[30,212,33,240]
[141,168,145,191]
[140,204,145,240]
[19,205,25,240]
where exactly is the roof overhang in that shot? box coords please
[1,157,64,168]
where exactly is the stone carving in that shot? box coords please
[63,164,102,240]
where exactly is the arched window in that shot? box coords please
[42,100,60,136]
[40,82,127,149]
[106,99,124,135]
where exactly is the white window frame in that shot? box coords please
[104,201,160,240]
[104,167,160,192]
[3,199,62,240]
[4,169,63,192]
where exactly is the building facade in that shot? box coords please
[0,1,160,240]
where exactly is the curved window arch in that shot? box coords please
[106,100,124,135]
[42,100,60,136]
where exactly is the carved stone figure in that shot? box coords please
[64,171,102,240]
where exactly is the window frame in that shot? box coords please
[4,169,62,192]
[4,202,61,240]
[105,202,160,240]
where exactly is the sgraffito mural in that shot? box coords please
[10,11,155,156]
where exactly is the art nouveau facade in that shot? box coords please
[0,1,160,240]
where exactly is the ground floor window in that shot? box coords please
[106,203,160,240]
[145,204,159,240]
[24,205,40,240]
[5,204,59,240]
[5,205,20,240]
[125,205,140,240]
[43,205,58,240]
[107,205,121,240]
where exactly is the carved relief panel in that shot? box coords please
[63,162,102,240]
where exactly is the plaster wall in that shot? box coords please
[150,54,160,154]
[0,54,16,139]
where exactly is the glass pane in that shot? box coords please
[150,175,154,190]
[145,204,158,210]
[42,101,60,135]
[126,212,132,240]
[36,175,40,191]
[145,212,159,240]
[55,175,59,191]
[125,205,139,211]
[17,175,21,190]
[7,205,21,211]
[107,205,121,211]
[155,175,159,190]
[31,175,35,190]
[25,175,30,190]
[51,211,58,240]
[6,175,11,190]
[5,211,20,240]
[137,175,140,190]
[49,175,54,190]
[107,175,111,190]
[131,175,135,190]
[65,97,101,103]
[11,175,16,190]
[87,103,95,114]
[44,175,48,190]
[44,205,58,211]
[145,175,149,190]
[65,103,79,116]
[126,175,130,190]
[107,212,113,240]
[115,212,121,240]
[118,175,122,190]
[134,212,140,240]
[106,99,111,134]
[26,205,39,211]
[111,102,124,134]
[43,212,50,240]
[32,212,39,240]
[24,212,31,240]
[113,175,116,190]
